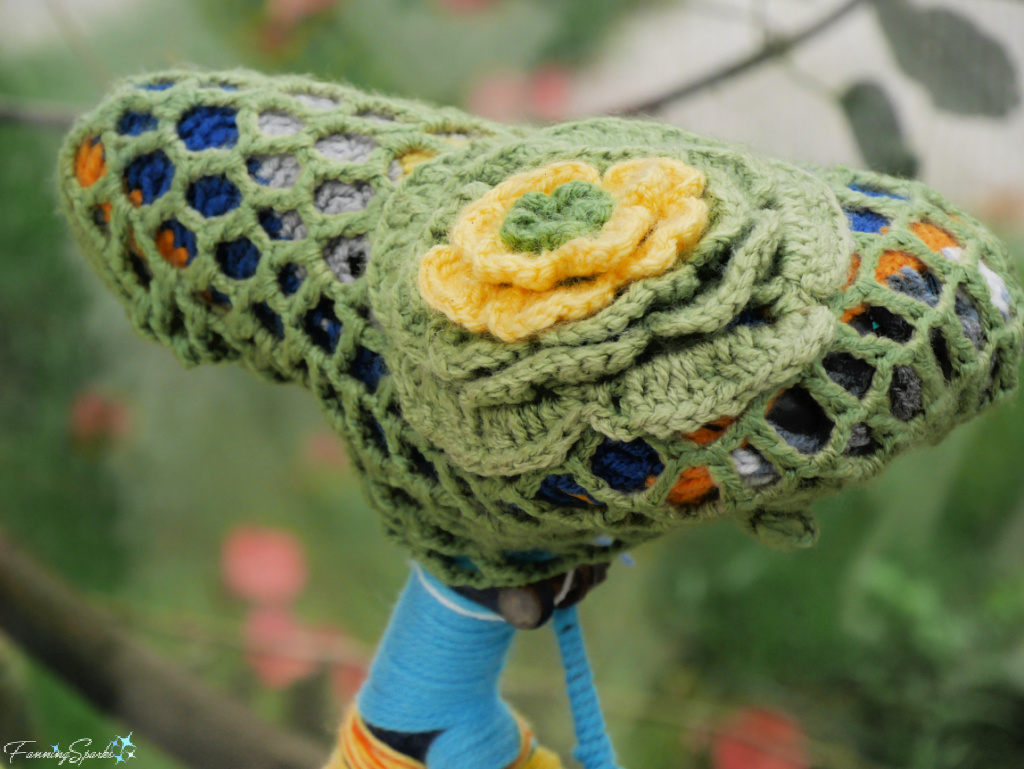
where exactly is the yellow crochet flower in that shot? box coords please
[417,157,709,342]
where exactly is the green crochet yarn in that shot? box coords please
[58,68,1024,588]
[499,180,615,253]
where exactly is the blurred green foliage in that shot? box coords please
[0,109,125,592]
[193,0,655,104]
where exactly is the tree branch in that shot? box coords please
[126,602,371,667]
[611,0,867,116]
[0,534,329,769]
[0,97,80,130]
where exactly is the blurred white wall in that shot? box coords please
[2,0,1021,211]
[0,0,130,53]
[572,0,1024,209]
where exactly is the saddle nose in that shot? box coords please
[58,79,204,346]
[56,73,316,371]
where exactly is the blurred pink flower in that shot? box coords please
[711,708,809,769]
[261,0,341,52]
[527,65,571,122]
[313,625,370,703]
[69,390,131,450]
[242,607,318,689]
[266,0,339,26]
[222,526,308,605]
[438,0,498,13]
[467,67,572,123]
[331,662,368,703]
[979,188,1024,230]
[302,431,350,473]
[467,71,530,122]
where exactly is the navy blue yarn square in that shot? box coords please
[278,264,304,295]
[591,437,664,492]
[849,184,907,201]
[503,549,557,564]
[187,175,241,217]
[216,237,261,279]
[305,298,343,353]
[536,474,601,507]
[351,347,388,392]
[846,209,890,234]
[177,106,239,151]
[117,111,158,136]
[259,210,284,239]
[124,150,175,205]
[253,301,284,338]
[450,555,478,572]
[159,219,198,264]
[140,82,174,91]
[206,288,232,308]
[364,725,441,765]
[727,305,772,329]
[247,158,269,185]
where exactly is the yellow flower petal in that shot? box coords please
[603,157,705,210]
[418,156,710,342]
[417,245,491,333]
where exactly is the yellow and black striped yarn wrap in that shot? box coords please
[325,707,557,769]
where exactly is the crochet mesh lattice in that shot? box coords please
[59,69,1024,587]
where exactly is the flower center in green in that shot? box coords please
[499,180,615,254]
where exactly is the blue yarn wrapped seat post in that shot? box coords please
[354,565,525,769]
[346,564,623,769]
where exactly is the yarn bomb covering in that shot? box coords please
[59,69,1024,588]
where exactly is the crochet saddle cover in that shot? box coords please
[58,69,1024,589]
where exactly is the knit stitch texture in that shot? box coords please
[58,68,1024,588]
